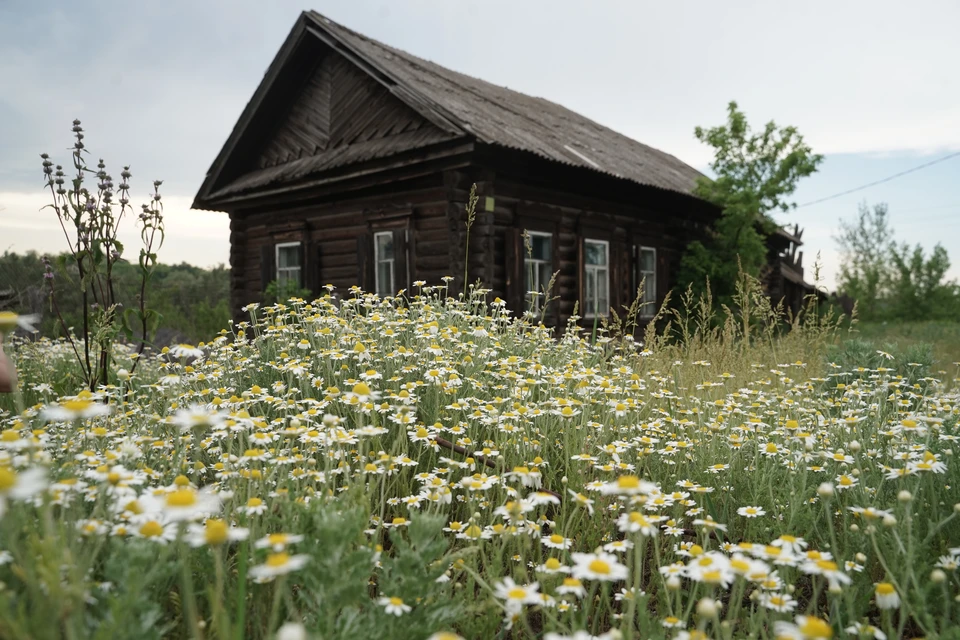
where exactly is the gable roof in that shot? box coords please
[194,11,705,208]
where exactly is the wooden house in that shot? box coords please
[193,11,811,325]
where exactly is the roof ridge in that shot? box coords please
[307,11,695,167]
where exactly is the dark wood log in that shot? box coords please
[356,234,373,292]
[504,227,523,314]
[260,244,275,297]
[393,228,409,292]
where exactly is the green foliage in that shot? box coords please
[835,203,894,321]
[854,321,960,372]
[889,242,957,320]
[679,101,823,307]
[0,251,229,346]
[295,502,462,639]
[835,201,959,321]
[263,279,312,307]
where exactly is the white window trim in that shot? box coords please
[638,246,657,318]
[524,230,553,311]
[583,238,610,318]
[373,231,395,297]
[275,241,302,288]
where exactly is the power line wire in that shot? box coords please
[796,151,960,208]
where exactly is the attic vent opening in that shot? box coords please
[562,144,601,170]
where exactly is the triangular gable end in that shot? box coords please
[256,49,437,170]
[193,12,466,209]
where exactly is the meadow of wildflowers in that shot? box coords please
[0,283,958,640]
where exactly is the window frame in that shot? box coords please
[583,238,610,319]
[523,230,554,313]
[275,241,302,289]
[373,230,396,298]
[637,246,657,318]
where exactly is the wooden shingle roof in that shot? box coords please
[307,11,703,195]
[194,11,705,208]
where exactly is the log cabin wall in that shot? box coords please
[227,174,454,320]
[489,173,711,329]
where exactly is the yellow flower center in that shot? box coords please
[266,552,290,568]
[588,559,611,575]
[816,560,839,572]
[166,489,198,508]
[464,525,483,538]
[247,498,263,507]
[798,617,833,638]
[876,582,895,595]
[0,430,19,442]
[545,558,562,570]
[61,399,93,413]
[0,467,17,492]
[205,519,229,545]
[617,475,640,489]
[389,596,404,606]
[507,588,527,600]
[139,521,164,537]
[731,559,750,572]
[352,382,371,396]
[550,534,564,544]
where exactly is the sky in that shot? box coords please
[2,1,959,291]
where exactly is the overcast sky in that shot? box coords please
[2,1,959,291]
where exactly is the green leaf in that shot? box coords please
[144,309,162,336]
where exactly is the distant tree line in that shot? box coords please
[0,250,230,345]
[835,202,959,322]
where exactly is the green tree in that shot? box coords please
[888,242,958,321]
[835,201,959,321]
[679,101,823,307]
[835,202,894,321]
[0,251,230,344]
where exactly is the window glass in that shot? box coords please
[584,239,609,317]
[638,247,656,315]
[523,231,553,313]
[276,243,302,289]
[585,241,607,266]
[376,232,394,261]
[530,233,551,261]
[374,231,395,298]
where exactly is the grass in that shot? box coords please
[853,321,960,373]
[0,279,958,640]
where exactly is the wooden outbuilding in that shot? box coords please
[193,11,812,326]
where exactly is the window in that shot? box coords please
[583,239,609,317]
[524,231,553,312]
[275,242,302,288]
[374,231,395,297]
[638,246,657,316]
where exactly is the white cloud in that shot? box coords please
[0,192,229,268]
